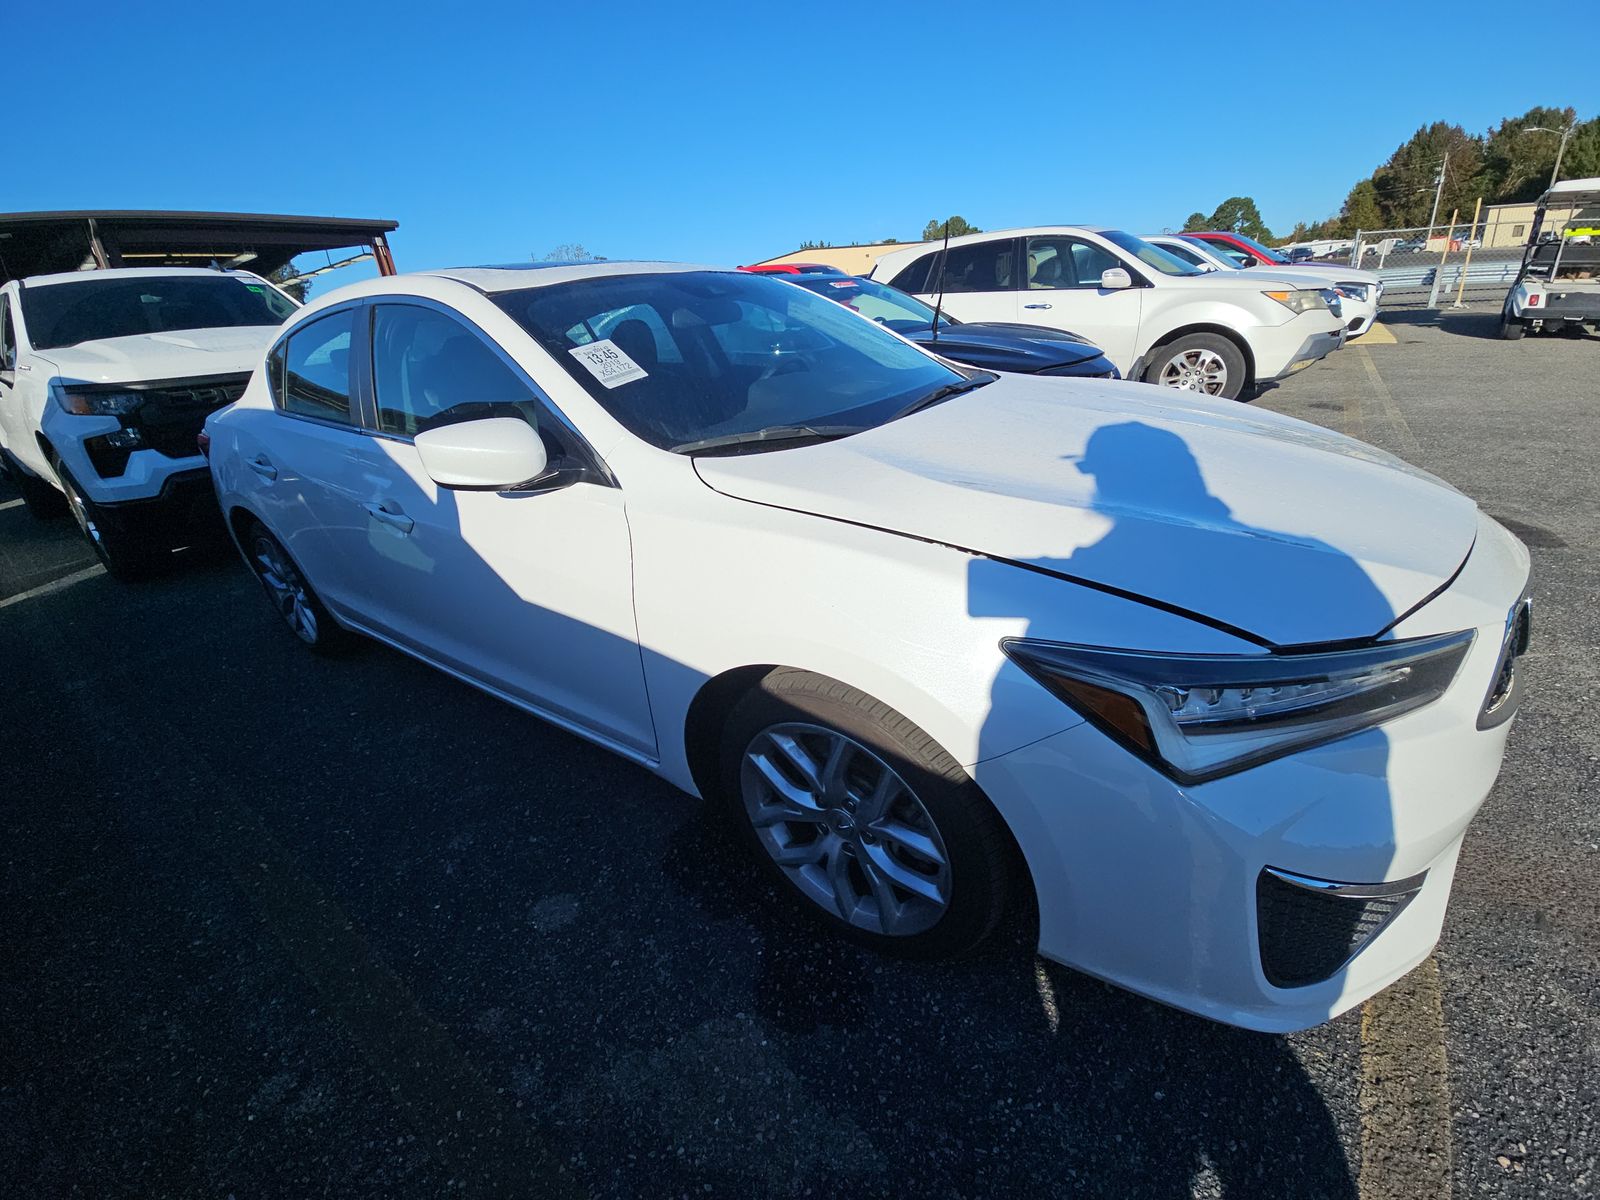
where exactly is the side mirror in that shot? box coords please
[414,417,548,490]
[1100,268,1133,290]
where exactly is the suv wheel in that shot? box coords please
[54,458,157,581]
[1144,333,1247,400]
[720,670,1015,958]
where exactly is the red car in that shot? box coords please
[1183,231,1298,269]
[738,262,839,275]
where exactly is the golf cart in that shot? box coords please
[1501,177,1600,339]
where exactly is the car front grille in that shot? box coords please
[1256,867,1426,988]
[127,375,251,460]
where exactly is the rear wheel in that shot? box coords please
[54,458,158,581]
[720,670,1015,958]
[1499,310,1525,340]
[243,519,351,653]
[1143,333,1248,400]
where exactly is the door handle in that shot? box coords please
[1023,303,1053,310]
[246,456,278,480]
[362,501,414,534]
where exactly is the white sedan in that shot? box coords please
[206,262,1530,1032]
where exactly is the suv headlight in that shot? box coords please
[1335,282,1370,302]
[1261,289,1330,314]
[56,387,143,416]
[1001,631,1474,783]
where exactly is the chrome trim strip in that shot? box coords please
[1261,865,1428,900]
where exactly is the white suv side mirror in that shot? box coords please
[414,417,548,490]
[1100,268,1133,290]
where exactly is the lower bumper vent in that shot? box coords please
[1256,867,1426,988]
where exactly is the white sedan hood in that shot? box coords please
[37,325,279,384]
[694,376,1478,646]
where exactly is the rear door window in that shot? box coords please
[886,252,938,294]
[281,310,356,424]
[936,241,1016,294]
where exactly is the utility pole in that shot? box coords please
[1426,151,1449,240]
[1549,122,1576,188]
[1523,121,1579,189]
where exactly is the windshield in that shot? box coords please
[1173,237,1238,270]
[19,274,299,350]
[1228,233,1291,265]
[787,274,953,334]
[495,271,968,453]
[1100,231,1206,277]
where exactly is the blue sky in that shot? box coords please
[10,0,1596,279]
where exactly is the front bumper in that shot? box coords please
[88,468,222,545]
[1250,312,1346,381]
[971,512,1529,1031]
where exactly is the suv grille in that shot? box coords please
[130,375,251,458]
[1256,868,1426,989]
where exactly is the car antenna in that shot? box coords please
[929,219,951,344]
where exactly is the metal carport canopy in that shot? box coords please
[0,210,399,286]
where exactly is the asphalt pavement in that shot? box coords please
[2,310,1595,1198]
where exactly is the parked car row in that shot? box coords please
[0,231,1532,1035]
[867,226,1360,400]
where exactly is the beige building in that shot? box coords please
[747,242,925,276]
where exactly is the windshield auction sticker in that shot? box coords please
[569,339,648,388]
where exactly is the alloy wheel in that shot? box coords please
[62,476,103,548]
[251,535,320,644]
[1158,347,1229,394]
[740,722,952,936]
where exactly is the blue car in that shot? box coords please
[753,268,1119,379]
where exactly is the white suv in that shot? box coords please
[0,267,298,577]
[871,227,1344,400]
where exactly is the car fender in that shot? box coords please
[624,475,1261,797]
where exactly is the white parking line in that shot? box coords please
[0,564,105,609]
[0,498,24,512]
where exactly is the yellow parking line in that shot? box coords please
[1355,322,1398,345]
[1357,955,1453,1200]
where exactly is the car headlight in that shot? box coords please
[1001,631,1474,783]
[56,387,143,416]
[1335,282,1370,302]
[1262,289,1330,314]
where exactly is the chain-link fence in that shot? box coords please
[1279,204,1562,310]
[1348,207,1531,308]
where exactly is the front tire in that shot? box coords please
[719,670,1015,958]
[1143,333,1248,400]
[242,518,351,653]
[53,458,158,581]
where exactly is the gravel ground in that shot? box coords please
[1,308,1594,1198]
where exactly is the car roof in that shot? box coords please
[419,260,721,293]
[14,265,267,288]
[870,227,1118,276]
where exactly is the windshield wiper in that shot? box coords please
[671,424,861,456]
[889,373,996,422]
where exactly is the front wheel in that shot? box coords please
[1143,333,1248,400]
[1499,310,1525,340]
[54,459,158,581]
[720,670,1016,958]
